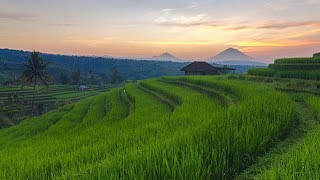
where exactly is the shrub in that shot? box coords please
[313,52,320,58]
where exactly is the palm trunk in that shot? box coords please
[32,77,37,116]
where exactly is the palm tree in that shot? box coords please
[20,51,50,116]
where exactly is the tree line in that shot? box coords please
[59,68,123,86]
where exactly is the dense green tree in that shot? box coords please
[59,73,70,84]
[313,52,320,58]
[99,73,109,84]
[89,70,98,84]
[0,91,24,127]
[71,69,82,85]
[20,51,50,116]
[110,68,123,84]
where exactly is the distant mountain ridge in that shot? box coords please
[208,48,266,66]
[0,48,264,85]
[150,53,182,61]
[100,48,264,65]
[209,48,255,61]
[103,53,184,62]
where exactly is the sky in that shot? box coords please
[0,0,319,63]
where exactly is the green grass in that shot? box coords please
[249,69,320,80]
[249,56,320,80]
[269,64,320,70]
[276,70,320,80]
[308,96,320,118]
[274,57,320,64]
[54,91,99,99]
[246,96,320,179]
[0,76,297,179]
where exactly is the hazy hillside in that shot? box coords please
[0,49,188,83]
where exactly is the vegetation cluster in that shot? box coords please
[248,53,320,80]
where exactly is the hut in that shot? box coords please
[79,85,88,91]
[181,61,235,75]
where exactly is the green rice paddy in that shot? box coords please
[248,57,320,80]
[0,76,310,179]
[0,84,118,114]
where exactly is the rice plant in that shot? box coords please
[274,57,320,64]
[249,56,320,80]
[0,76,297,179]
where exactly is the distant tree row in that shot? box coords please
[59,68,123,85]
[0,48,186,85]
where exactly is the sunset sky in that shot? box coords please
[0,0,319,62]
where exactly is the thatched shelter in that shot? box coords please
[181,61,235,75]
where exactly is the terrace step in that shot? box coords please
[81,94,110,125]
[120,88,135,117]
[137,84,178,112]
[49,97,96,131]
[160,79,233,108]
[238,95,319,178]
[139,81,182,107]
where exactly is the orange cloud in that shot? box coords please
[230,40,320,48]
[258,21,320,29]
[155,16,320,31]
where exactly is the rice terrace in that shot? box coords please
[2,64,320,178]
[1,0,320,179]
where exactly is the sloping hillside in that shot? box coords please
[0,76,298,179]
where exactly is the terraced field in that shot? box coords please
[0,84,118,114]
[239,94,320,179]
[248,57,320,80]
[0,76,301,179]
